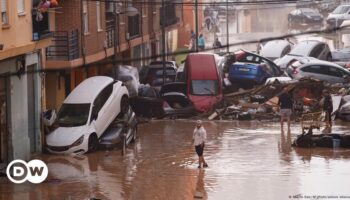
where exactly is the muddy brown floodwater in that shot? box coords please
[1,120,350,200]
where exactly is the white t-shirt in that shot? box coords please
[193,126,207,146]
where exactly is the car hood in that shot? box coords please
[189,95,223,112]
[306,13,322,18]
[46,126,88,146]
[275,54,301,69]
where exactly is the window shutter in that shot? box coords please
[17,0,24,13]
[1,0,7,12]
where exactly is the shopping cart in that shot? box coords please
[301,111,323,132]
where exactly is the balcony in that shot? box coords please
[160,3,179,27]
[46,30,79,61]
[32,10,53,41]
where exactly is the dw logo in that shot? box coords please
[6,159,48,184]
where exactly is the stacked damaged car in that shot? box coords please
[45,76,138,155]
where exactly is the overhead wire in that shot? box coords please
[1,24,348,79]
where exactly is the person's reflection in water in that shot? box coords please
[279,129,292,154]
[279,129,293,163]
[194,169,207,199]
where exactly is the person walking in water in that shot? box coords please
[278,88,293,132]
[192,120,208,169]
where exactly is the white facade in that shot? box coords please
[0,51,42,164]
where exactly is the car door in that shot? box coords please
[327,66,348,83]
[91,84,114,136]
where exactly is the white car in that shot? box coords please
[260,40,292,61]
[46,76,129,154]
[327,4,350,27]
[287,58,350,84]
[275,40,332,69]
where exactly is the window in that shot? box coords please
[83,1,89,33]
[57,103,91,127]
[328,67,346,77]
[17,0,24,14]
[92,84,113,116]
[190,80,219,96]
[309,44,324,57]
[96,1,102,31]
[128,14,140,38]
[301,65,328,75]
[1,0,8,24]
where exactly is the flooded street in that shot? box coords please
[1,120,350,200]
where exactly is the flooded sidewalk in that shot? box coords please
[1,120,350,200]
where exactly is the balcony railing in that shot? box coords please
[46,30,80,61]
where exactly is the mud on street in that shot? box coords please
[1,120,350,200]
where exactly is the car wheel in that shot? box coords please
[120,96,129,116]
[122,135,127,155]
[88,134,99,153]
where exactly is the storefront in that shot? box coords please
[0,52,42,165]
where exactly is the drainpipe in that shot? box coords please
[80,0,87,72]
[114,12,119,79]
[162,0,166,85]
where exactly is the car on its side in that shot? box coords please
[275,40,332,69]
[288,8,324,25]
[286,58,350,83]
[327,4,350,27]
[46,76,129,154]
[260,40,293,61]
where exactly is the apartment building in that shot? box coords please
[45,0,184,111]
[0,0,53,165]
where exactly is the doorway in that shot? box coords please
[0,75,9,164]
[27,65,37,153]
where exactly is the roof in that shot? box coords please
[186,53,219,80]
[301,58,346,70]
[290,40,324,56]
[260,40,291,58]
[64,76,114,104]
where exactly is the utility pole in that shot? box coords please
[162,0,166,85]
[195,0,199,52]
[226,0,229,53]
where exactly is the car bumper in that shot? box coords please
[229,75,264,84]
[46,139,88,154]
[326,18,343,26]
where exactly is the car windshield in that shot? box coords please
[332,6,350,14]
[191,80,219,96]
[57,103,91,127]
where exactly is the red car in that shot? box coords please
[185,53,223,112]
